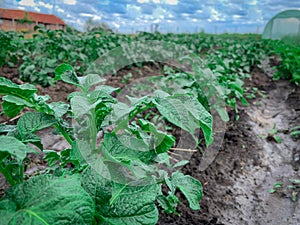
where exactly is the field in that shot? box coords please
[0,27,299,225]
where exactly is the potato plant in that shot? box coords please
[0,63,215,225]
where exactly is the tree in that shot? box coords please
[84,18,112,33]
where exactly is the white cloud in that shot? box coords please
[246,0,257,5]
[233,15,242,20]
[80,13,94,17]
[153,7,166,19]
[92,15,101,20]
[19,0,35,7]
[167,13,174,18]
[63,0,77,5]
[111,21,120,29]
[181,13,190,17]
[38,1,53,9]
[210,8,225,21]
[138,0,180,3]
[112,13,122,17]
[34,6,40,12]
[55,6,64,13]
[126,4,141,18]
[165,0,178,5]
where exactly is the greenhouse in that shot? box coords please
[262,9,300,39]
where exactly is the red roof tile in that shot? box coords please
[0,8,65,25]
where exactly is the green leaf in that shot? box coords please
[153,93,213,146]
[79,74,105,90]
[2,101,24,118]
[104,183,158,225]
[268,189,276,193]
[172,94,213,146]
[17,112,57,139]
[82,167,159,225]
[0,136,36,162]
[2,95,34,118]
[54,63,79,86]
[290,179,300,184]
[215,107,229,122]
[138,119,175,154]
[157,193,179,215]
[273,135,282,143]
[273,182,283,188]
[0,174,94,225]
[103,133,156,164]
[153,96,192,133]
[71,96,92,119]
[94,85,120,95]
[48,102,69,118]
[290,130,300,138]
[170,171,203,210]
[43,150,60,166]
[0,77,36,98]
[172,160,189,168]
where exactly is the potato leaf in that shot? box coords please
[170,171,203,210]
[79,74,105,90]
[54,63,80,86]
[82,167,159,225]
[17,112,57,139]
[0,136,37,163]
[103,133,156,164]
[0,77,36,98]
[48,102,69,118]
[153,91,213,146]
[2,95,34,118]
[0,174,94,225]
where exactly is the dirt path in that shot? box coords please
[239,79,300,225]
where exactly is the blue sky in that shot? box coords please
[1,0,299,33]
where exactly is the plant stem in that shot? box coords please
[54,124,73,145]
[89,112,97,152]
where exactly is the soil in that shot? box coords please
[0,61,300,225]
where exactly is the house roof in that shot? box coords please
[0,8,66,25]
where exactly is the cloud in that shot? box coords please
[126,4,142,18]
[19,0,35,7]
[153,7,166,19]
[137,0,150,3]
[165,0,178,5]
[38,1,53,9]
[79,13,101,20]
[63,0,77,5]
[138,0,178,5]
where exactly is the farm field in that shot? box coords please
[0,27,300,225]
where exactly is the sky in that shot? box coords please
[1,0,299,33]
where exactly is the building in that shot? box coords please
[0,8,66,32]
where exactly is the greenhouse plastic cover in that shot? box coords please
[262,10,300,39]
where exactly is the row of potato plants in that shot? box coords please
[2,27,299,88]
[0,61,223,224]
